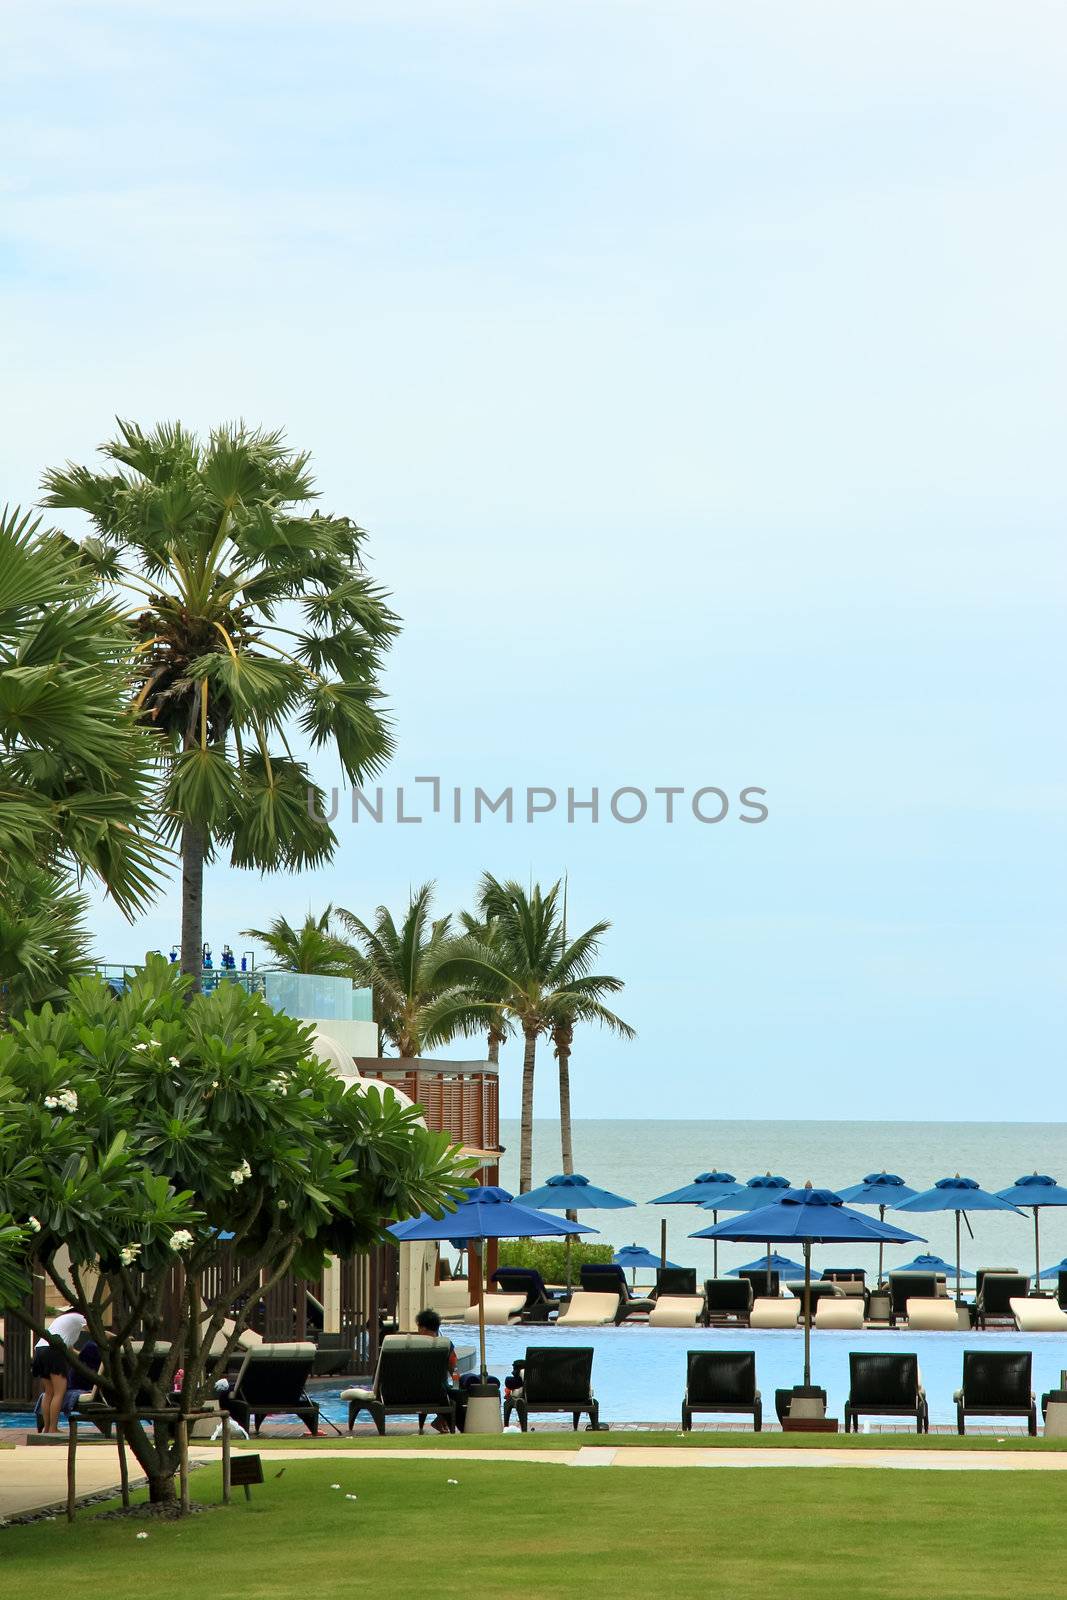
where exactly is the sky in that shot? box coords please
[2,1,1064,1121]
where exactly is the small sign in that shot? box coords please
[229,1454,265,1486]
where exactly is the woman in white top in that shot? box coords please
[33,1308,88,1434]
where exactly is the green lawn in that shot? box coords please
[236,1427,1067,1450]
[3,1458,1067,1599]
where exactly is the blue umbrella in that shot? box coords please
[995,1174,1067,1290]
[390,1185,597,1379]
[728,1253,808,1279]
[613,1243,679,1286]
[1039,1257,1067,1282]
[693,1185,923,1388]
[650,1170,741,1276]
[836,1173,918,1287]
[894,1176,1022,1303]
[896,1252,973,1279]
[703,1174,792,1283]
[517,1173,634,1291]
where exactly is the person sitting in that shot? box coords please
[415,1307,460,1433]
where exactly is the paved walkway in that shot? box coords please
[5,1439,1067,1521]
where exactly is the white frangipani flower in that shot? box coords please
[169,1229,195,1252]
[26,1216,41,1233]
[120,1243,142,1266]
[43,1095,58,1109]
[169,1056,181,1068]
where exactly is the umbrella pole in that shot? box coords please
[955,1211,962,1303]
[475,1241,487,1383]
[712,1212,718,1278]
[802,1241,812,1389]
[566,1234,573,1296]
[878,1205,885,1288]
[660,1218,667,1270]
[1034,1208,1041,1293]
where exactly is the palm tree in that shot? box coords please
[433,875,635,1192]
[336,884,456,1057]
[453,909,511,1065]
[0,506,160,1013]
[241,906,356,976]
[42,421,398,984]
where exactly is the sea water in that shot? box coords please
[498,1119,1067,1285]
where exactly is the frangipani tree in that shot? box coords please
[0,960,467,1506]
[42,422,399,982]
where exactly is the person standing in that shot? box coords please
[33,1307,87,1434]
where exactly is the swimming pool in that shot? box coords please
[442,1322,1067,1428]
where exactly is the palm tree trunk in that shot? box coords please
[555,1024,577,1224]
[519,1026,537,1193]
[180,820,206,991]
[487,1026,503,1066]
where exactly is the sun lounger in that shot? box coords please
[906,1298,960,1330]
[1011,1297,1067,1333]
[341,1334,455,1434]
[704,1277,754,1326]
[975,1273,1030,1329]
[954,1350,1036,1435]
[223,1342,320,1436]
[1057,1272,1067,1313]
[738,1269,780,1300]
[555,1291,619,1326]
[786,1281,843,1312]
[463,1294,527,1326]
[503,1346,599,1432]
[888,1273,938,1326]
[491,1267,561,1322]
[312,1332,357,1376]
[424,1281,472,1319]
[975,1267,1019,1298]
[750,1297,799,1328]
[682,1350,762,1431]
[580,1264,653,1321]
[648,1295,706,1327]
[814,1298,864,1330]
[655,1267,698,1297]
[844,1352,928,1434]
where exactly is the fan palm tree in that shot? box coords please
[42,421,398,984]
[0,506,160,1013]
[241,906,356,976]
[432,875,635,1192]
[336,884,456,1057]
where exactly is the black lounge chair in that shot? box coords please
[681,1351,762,1431]
[955,1350,1036,1435]
[822,1268,866,1286]
[655,1267,697,1297]
[74,1340,170,1439]
[313,1332,357,1377]
[738,1269,780,1300]
[580,1264,653,1320]
[704,1278,754,1326]
[223,1342,321,1436]
[342,1334,456,1434]
[975,1273,1030,1329]
[503,1346,599,1432]
[888,1272,938,1326]
[491,1267,560,1323]
[1057,1272,1067,1313]
[844,1352,928,1434]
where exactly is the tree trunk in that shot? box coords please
[519,1027,537,1193]
[487,1026,503,1067]
[180,820,206,990]
[147,1469,178,1505]
[554,1022,577,1222]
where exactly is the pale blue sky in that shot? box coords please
[3,2,1064,1120]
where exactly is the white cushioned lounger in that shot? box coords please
[462,1294,527,1325]
[555,1291,619,1326]
[906,1298,959,1330]
[750,1297,799,1328]
[648,1295,705,1328]
[425,1282,472,1319]
[1011,1296,1067,1332]
[814,1299,864,1330]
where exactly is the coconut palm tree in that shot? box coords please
[432,875,635,1192]
[336,884,457,1057]
[42,421,398,984]
[0,506,160,1012]
[241,906,356,976]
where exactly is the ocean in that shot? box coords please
[497,1119,1067,1283]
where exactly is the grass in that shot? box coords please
[4,1458,1067,1599]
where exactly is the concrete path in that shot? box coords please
[5,1439,1067,1521]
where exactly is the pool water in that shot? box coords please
[442,1322,1067,1428]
